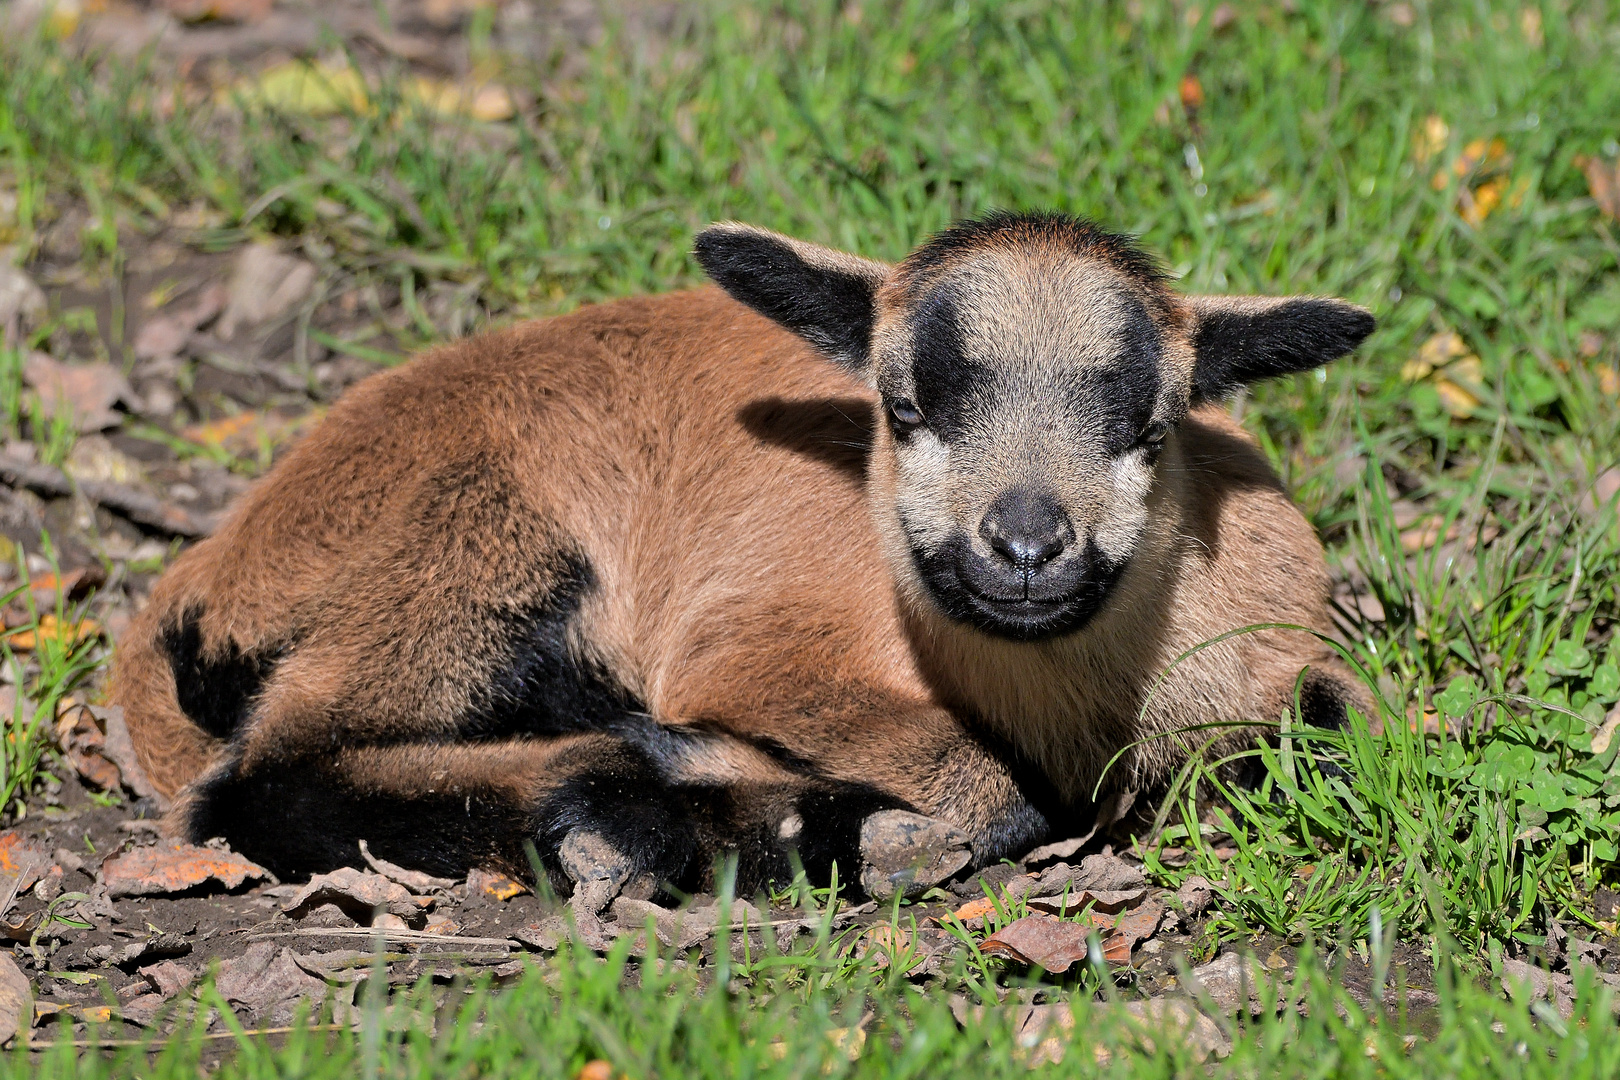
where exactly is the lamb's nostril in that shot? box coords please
[979,490,1073,573]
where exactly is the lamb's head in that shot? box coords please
[696,211,1373,642]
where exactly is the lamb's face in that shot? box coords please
[870,244,1189,641]
[693,212,1375,640]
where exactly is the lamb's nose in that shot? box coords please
[979,490,1073,573]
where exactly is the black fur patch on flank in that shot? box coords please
[461,551,650,743]
[909,287,993,442]
[1191,298,1375,401]
[186,755,533,880]
[159,609,275,741]
[694,227,879,372]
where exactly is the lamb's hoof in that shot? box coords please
[558,829,633,915]
[859,810,972,901]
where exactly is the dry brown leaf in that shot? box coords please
[950,896,998,922]
[468,867,527,900]
[215,942,325,1025]
[1024,887,1147,917]
[0,833,47,911]
[1178,73,1204,112]
[1100,900,1164,963]
[979,914,1096,974]
[21,353,134,433]
[1577,155,1620,220]
[181,408,318,457]
[133,284,227,362]
[160,0,271,23]
[284,866,434,926]
[102,838,269,898]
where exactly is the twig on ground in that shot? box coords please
[26,1022,354,1051]
[0,453,216,537]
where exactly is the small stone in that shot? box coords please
[0,262,45,344]
[1186,951,1272,1015]
[859,810,972,900]
[217,244,316,339]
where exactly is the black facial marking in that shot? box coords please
[159,608,277,741]
[1073,299,1165,455]
[1192,298,1376,401]
[694,228,878,371]
[909,287,993,442]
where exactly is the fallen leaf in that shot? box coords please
[0,951,30,1045]
[159,0,270,23]
[0,832,48,898]
[284,866,434,926]
[0,265,47,346]
[133,284,228,362]
[1402,330,1470,381]
[97,705,163,803]
[21,353,135,432]
[1174,874,1216,915]
[226,60,372,117]
[215,942,325,1025]
[468,867,527,901]
[102,838,269,898]
[1024,888,1148,916]
[574,1062,616,1080]
[1520,6,1543,47]
[1178,73,1204,112]
[138,959,196,998]
[358,839,455,894]
[1099,900,1164,963]
[950,896,998,922]
[853,923,910,968]
[217,243,317,339]
[1592,704,1620,755]
[181,409,317,457]
[1577,155,1620,220]
[411,78,515,122]
[4,614,104,651]
[979,914,1095,974]
[1412,115,1449,164]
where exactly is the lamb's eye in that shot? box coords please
[890,399,924,428]
[1138,421,1171,451]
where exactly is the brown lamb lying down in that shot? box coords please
[113,210,1373,901]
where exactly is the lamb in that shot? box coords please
[113,210,1373,901]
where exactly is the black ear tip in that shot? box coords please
[1343,305,1377,344]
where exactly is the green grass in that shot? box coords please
[4,0,1620,1072]
[11,940,1620,1079]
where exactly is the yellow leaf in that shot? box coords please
[1462,177,1507,225]
[1597,365,1619,397]
[1413,114,1449,164]
[1405,331,1470,380]
[1435,379,1481,417]
[5,615,103,651]
[409,79,515,122]
[226,61,372,116]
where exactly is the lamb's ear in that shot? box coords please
[694,222,890,376]
[1188,295,1375,402]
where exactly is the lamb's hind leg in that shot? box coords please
[178,730,911,900]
